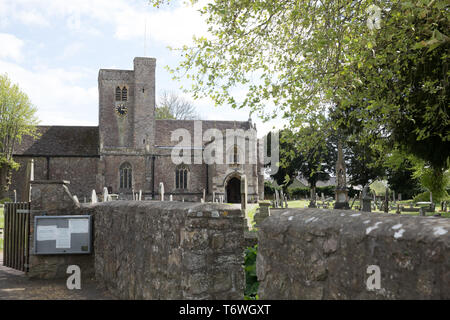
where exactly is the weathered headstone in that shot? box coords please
[254,202,271,227]
[284,195,288,208]
[308,188,317,208]
[384,188,389,213]
[361,185,372,212]
[212,191,215,203]
[334,141,350,210]
[139,190,142,201]
[398,193,402,201]
[274,189,280,208]
[169,194,173,201]
[159,182,165,201]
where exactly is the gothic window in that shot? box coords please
[115,87,122,101]
[115,86,128,101]
[175,166,188,190]
[121,87,128,101]
[228,145,240,164]
[119,162,132,189]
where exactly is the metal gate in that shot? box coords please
[3,202,31,272]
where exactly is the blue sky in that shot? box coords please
[0,0,283,136]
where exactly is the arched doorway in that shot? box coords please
[226,177,241,203]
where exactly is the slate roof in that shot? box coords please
[13,126,99,156]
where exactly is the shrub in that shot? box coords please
[0,197,11,204]
[244,245,259,300]
[289,187,309,198]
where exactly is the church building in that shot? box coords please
[11,57,264,203]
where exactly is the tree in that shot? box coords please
[150,0,449,192]
[386,159,422,200]
[272,116,337,196]
[155,90,200,120]
[0,74,39,198]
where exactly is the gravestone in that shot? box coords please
[334,141,350,210]
[361,185,372,212]
[213,191,215,203]
[13,189,17,202]
[384,188,389,213]
[103,187,109,202]
[254,202,271,227]
[139,190,142,201]
[308,188,317,208]
[91,190,98,204]
[159,182,165,201]
[274,189,280,208]
[73,195,80,206]
[398,193,402,201]
[169,195,173,202]
[203,189,206,203]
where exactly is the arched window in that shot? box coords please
[228,145,240,164]
[115,87,122,101]
[119,162,132,189]
[175,166,188,190]
[121,87,128,101]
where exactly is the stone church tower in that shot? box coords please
[11,57,264,203]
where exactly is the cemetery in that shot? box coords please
[0,0,449,305]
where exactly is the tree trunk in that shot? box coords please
[0,165,11,199]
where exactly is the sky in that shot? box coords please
[0,0,284,137]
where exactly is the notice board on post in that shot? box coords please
[33,215,92,255]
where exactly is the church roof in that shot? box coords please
[13,126,99,157]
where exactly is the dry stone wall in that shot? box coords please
[91,201,245,299]
[257,208,450,299]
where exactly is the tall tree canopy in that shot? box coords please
[150,0,449,176]
[0,74,39,198]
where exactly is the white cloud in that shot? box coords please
[0,33,24,61]
[61,42,85,59]
[0,59,98,126]
[0,0,207,46]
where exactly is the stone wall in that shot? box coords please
[90,201,245,299]
[257,208,450,299]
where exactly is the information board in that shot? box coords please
[33,215,92,255]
